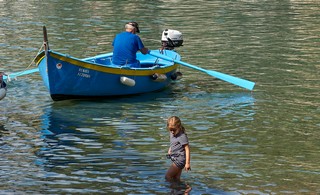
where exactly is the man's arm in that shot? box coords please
[140,47,149,54]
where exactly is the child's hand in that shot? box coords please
[185,164,191,172]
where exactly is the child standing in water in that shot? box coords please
[165,116,191,181]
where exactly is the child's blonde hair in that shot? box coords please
[167,116,186,133]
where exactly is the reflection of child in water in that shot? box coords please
[165,116,191,182]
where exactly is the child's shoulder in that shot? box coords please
[179,132,188,139]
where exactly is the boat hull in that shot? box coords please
[36,50,181,100]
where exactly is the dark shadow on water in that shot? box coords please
[167,180,230,195]
[51,85,177,103]
[168,180,192,195]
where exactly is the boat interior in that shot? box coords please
[83,50,179,69]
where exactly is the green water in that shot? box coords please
[1,1,319,194]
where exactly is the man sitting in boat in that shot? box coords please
[112,22,149,68]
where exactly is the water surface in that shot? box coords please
[1,1,319,194]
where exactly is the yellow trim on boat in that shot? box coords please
[34,51,46,64]
[37,51,178,76]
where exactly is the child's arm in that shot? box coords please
[184,144,191,171]
[168,147,171,154]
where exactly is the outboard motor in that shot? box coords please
[161,29,183,50]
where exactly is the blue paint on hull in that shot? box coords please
[36,50,181,100]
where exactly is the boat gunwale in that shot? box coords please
[36,50,179,76]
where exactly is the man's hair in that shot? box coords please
[125,23,135,30]
[125,22,140,33]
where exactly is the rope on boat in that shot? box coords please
[0,44,44,101]
[3,43,44,83]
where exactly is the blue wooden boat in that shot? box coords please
[35,27,182,101]
[1,27,254,102]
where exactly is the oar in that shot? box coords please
[2,68,39,80]
[3,51,114,81]
[149,51,255,90]
[3,27,114,82]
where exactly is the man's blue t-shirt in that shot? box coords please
[112,32,145,65]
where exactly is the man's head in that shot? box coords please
[125,22,140,33]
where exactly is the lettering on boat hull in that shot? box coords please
[77,68,91,78]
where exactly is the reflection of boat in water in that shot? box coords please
[36,92,255,194]
[39,91,256,138]
[38,91,256,157]
[37,96,172,167]
[36,99,179,193]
